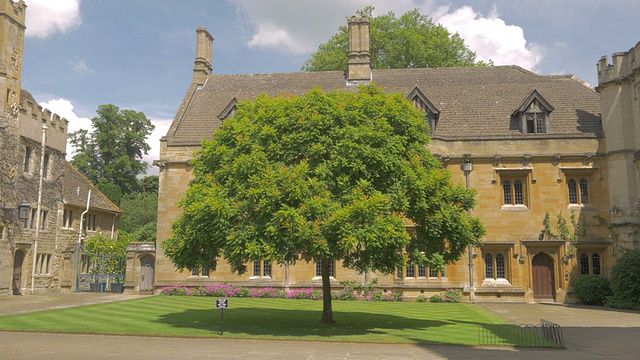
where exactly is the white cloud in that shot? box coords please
[38,99,91,159]
[435,6,543,71]
[39,99,168,169]
[232,1,542,71]
[247,22,306,54]
[234,0,419,54]
[24,0,82,39]
[67,57,93,75]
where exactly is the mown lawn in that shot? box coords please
[0,296,531,346]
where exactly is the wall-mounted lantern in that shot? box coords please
[18,201,30,220]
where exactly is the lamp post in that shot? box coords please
[461,156,474,303]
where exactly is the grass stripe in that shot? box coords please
[0,296,532,345]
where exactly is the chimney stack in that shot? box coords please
[193,27,213,84]
[347,15,371,83]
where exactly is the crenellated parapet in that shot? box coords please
[597,40,640,89]
[18,96,69,153]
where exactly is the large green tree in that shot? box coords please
[69,104,155,199]
[162,86,484,323]
[119,175,158,243]
[302,7,486,72]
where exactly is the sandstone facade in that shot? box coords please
[148,18,639,303]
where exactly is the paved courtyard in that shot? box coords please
[1,294,639,359]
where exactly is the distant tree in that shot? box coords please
[139,175,159,194]
[119,190,158,244]
[302,6,487,72]
[69,104,154,198]
[162,86,484,323]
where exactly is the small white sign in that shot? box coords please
[216,299,229,309]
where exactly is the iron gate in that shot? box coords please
[75,244,125,293]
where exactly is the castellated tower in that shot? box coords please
[597,41,640,248]
[0,0,26,114]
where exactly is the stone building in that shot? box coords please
[0,0,122,295]
[150,16,639,302]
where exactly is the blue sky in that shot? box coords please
[21,0,638,173]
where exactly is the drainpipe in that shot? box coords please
[78,190,91,244]
[30,124,47,294]
[461,157,475,303]
[75,190,90,292]
[110,213,119,240]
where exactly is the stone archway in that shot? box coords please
[532,252,555,301]
[13,250,25,295]
[140,255,155,294]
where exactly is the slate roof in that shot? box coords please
[62,161,122,214]
[165,65,602,145]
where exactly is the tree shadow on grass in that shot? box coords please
[155,305,501,345]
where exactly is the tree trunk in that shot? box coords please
[321,257,334,323]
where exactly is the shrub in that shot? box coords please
[251,287,282,298]
[608,249,640,310]
[430,294,443,303]
[416,295,428,303]
[443,289,462,303]
[286,288,322,300]
[572,275,612,306]
[160,285,190,296]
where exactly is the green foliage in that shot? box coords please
[139,175,159,194]
[83,232,130,277]
[97,179,122,206]
[443,289,462,303]
[119,190,158,243]
[429,294,443,303]
[302,6,486,72]
[607,249,640,310]
[415,295,428,302]
[572,275,612,306]
[69,104,155,197]
[162,85,484,322]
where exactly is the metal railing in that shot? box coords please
[478,319,564,348]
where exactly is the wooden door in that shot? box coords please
[13,251,24,295]
[140,256,154,292]
[532,252,555,300]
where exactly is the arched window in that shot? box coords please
[501,177,527,207]
[568,178,589,205]
[315,260,334,277]
[484,252,508,279]
[484,253,494,279]
[43,153,50,178]
[24,146,32,173]
[579,252,602,275]
[496,253,505,278]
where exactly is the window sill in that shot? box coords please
[481,278,511,286]
[501,205,529,212]
[567,204,597,211]
[249,276,272,280]
[312,276,336,281]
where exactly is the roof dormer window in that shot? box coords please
[407,87,440,133]
[513,90,554,135]
[218,97,238,120]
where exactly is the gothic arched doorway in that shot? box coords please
[140,256,155,294]
[13,250,25,295]
[532,252,555,301]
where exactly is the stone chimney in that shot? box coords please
[347,15,371,83]
[193,27,213,84]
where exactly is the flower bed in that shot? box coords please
[160,279,402,301]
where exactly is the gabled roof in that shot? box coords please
[165,65,602,144]
[62,162,122,214]
[512,89,555,116]
[407,86,440,116]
